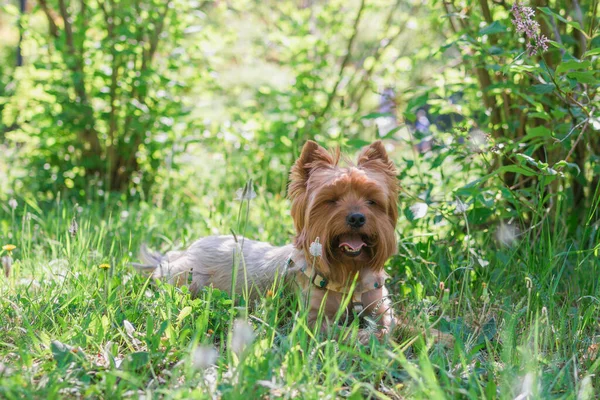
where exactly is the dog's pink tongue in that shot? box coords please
[339,234,366,251]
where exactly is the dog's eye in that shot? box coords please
[325,199,338,205]
[366,200,377,206]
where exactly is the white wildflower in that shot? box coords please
[454,199,468,214]
[102,341,123,368]
[409,202,428,220]
[231,319,255,356]
[496,223,518,247]
[8,199,17,210]
[467,129,490,153]
[192,345,219,370]
[123,320,136,338]
[309,237,322,257]
[122,320,142,347]
[235,182,257,201]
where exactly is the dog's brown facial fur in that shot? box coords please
[288,141,399,285]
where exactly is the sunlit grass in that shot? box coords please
[1,177,599,399]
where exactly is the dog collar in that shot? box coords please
[286,255,371,314]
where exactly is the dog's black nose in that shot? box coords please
[346,212,366,228]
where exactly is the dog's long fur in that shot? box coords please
[136,141,446,343]
[138,237,294,296]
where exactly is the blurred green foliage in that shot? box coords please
[0,0,597,242]
[1,1,600,398]
[0,0,449,197]
[0,0,596,221]
[2,0,210,195]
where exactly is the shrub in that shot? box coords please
[2,0,206,197]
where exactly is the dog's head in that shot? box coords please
[288,140,399,283]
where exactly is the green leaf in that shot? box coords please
[478,21,506,36]
[538,7,589,38]
[122,352,150,371]
[346,138,371,149]
[530,84,555,94]
[583,48,600,58]
[515,153,536,165]
[527,112,551,121]
[506,64,538,74]
[177,306,193,325]
[566,71,598,84]
[360,112,394,120]
[468,207,493,225]
[566,21,588,38]
[486,379,498,400]
[548,40,566,50]
[480,317,497,343]
[380,125,403,139]
[554,160,581,174]
[405,93,429,114]
[519,126,552,143]
[488,46,504,55]
[538,7,567,23]
[404,111,416,123]
[556,59,591,74]
[455,176,490,196]
[497,165,538,177]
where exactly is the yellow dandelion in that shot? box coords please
[266,290,274,298]
[2,244,16,252]
[98,263,110,270]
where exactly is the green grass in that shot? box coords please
[1,179,599,399]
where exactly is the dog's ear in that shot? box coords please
[288,141,336,237]
[358,141,399,225]
[357,141,397,176]
[288,141,335,199]
[289,141,335,185]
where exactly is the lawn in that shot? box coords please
[1,0,599,398]
[1,162,599,399]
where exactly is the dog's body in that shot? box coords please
[139,236,293,297]
[136,141,445,343]
[138,235,394,340]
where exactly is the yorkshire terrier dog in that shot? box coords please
[136,141,446,344]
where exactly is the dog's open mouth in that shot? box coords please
[337,233,370,257]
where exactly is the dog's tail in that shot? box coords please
[131,244,164,273]
[134,244,166,269]
[132,244,190,286]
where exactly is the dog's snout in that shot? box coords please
[346,212,366,228]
